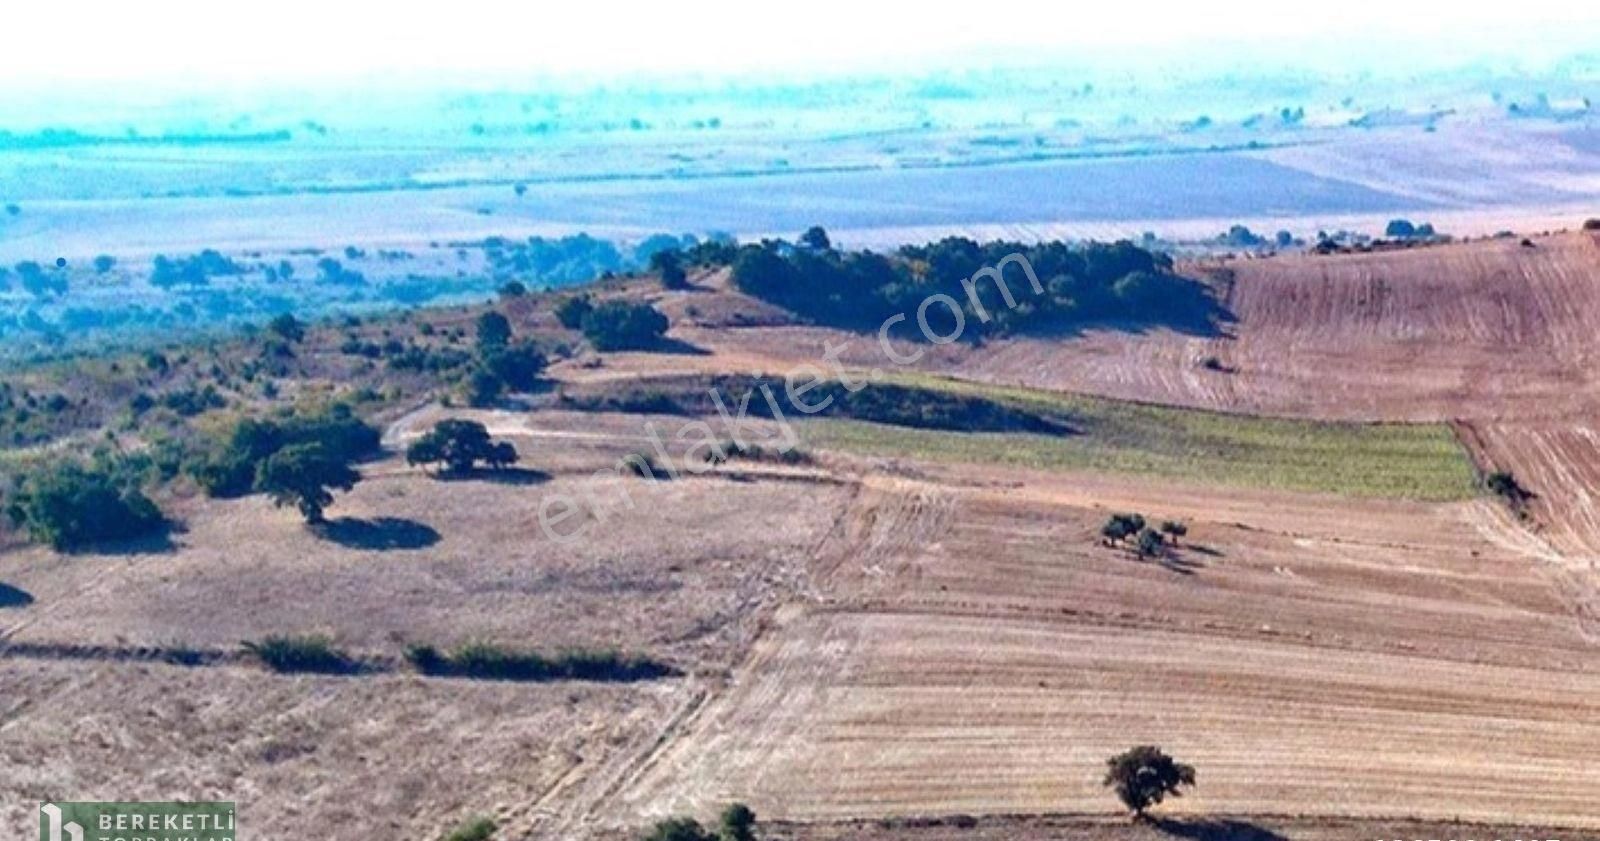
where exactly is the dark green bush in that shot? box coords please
[405,643,671,682]
[581,301,669,351]
[243,635,360,674]
[3,462,166,551]
[441,817,497,841]
[190,406,380,498]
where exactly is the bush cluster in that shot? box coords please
[405,643,672,682]
[3,461,165,550]
[188,404,380,498]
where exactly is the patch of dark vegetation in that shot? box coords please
[619,451,672,480]
[406,419,519,475]
[243,635,365,675]
[1105,745,1197,819]
[481,233,626,287]
[314,516,441,550]
[711,440,815,466]
[3,461,168,551]
[150,249,246,289]
[729,228,1224,337]
[560,375,1074,436]
[405,643,674,683]
[581,300,671,351]
[188,403,380,498]
[1100,513,1201,573]
[441,816,498,841]
[1484,469,1534,516]
[641,803,758,841]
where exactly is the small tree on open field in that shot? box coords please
[1159,520,1188,545]
[1104,745,1196,819]
[254,443,360,524]
[1135,527,1166,558]
[1100,512,1145,546]
[407,419,517,475]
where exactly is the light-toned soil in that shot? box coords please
[612,468,1600,833]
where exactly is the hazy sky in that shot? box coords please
[4,0,1597,90]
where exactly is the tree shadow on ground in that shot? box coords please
[1158,552,1206,576]
[646,336,712,356]
[1152,817,1290,841]
[72,525,178,557]
[0,582,34,608]
[434,467,551,486]
[314,517,441,551]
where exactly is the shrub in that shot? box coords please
[1584,218,1600,231]
[3,462,165,550]
[554,295,594,329]
[93,254,116,274]
[619,451,668,479]
[243,635,358,674]
[465,367,505,407]
[483,342,546,392]
[1135,527,1165,558]
[267,313,306,343]
[442,817,497,841]
[1100,513,1145,544]
[640,818,714,841]
[476,311,512,353]
[719,804,757,841]
[1159,520,1187,544]
[1104,745,1195,818]
[581,301,669,351]
[405,643,671,682]
[1485,470,1533,511]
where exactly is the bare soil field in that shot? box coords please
[612,467,1600,833]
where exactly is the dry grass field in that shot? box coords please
[6,231,1600,840]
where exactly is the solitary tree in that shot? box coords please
[475,311,512,352]
[799,225,832,251]
[1159,520,1188,545]
[407,419,517,475]
[254,443,360,524]
[1135,527,1165,558]
[1103,745,1196,819]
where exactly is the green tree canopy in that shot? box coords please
[254,443,360,524]
[1103,745,1196,817]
